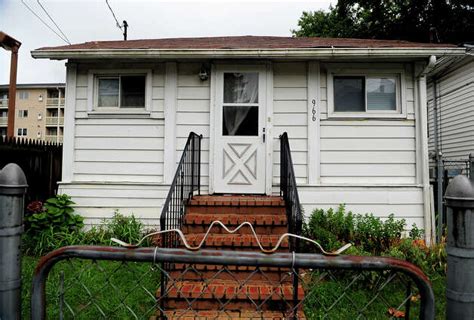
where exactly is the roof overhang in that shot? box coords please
[31,47,466,60]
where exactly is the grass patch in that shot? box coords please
[22,255,160,319]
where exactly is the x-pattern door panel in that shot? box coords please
[214,66,267,194]
[222,142,258,185]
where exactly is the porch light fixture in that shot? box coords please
[198,63,210,81]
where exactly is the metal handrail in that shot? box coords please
[280,132,303,251]
[159,131,202,246]
[280,132,304,318]
[158,132,201,316]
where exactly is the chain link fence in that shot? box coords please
[31,246,434,319]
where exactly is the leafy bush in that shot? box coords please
[25,194,83,234]
[303,204,406,255]
[303,204,446,276]
[23,209,149,256]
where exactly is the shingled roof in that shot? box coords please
[36,36,456,51]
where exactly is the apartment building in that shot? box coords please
[0,83,65,143]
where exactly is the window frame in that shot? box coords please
[327,65,407,119]
[17,128,27,136]
[88,69,152,114]
[18,109,28,118]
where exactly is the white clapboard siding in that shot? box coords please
[273,62,308,183]
[427,59,474,159]
[71,64,166,184]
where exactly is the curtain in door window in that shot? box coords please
[223,73,258,135]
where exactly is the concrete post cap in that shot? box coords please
[445,175,474,200]
[0,164,28,194]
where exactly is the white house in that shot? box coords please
[32,36,465,240]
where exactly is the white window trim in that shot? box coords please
[87,69,152,115]
[327,66,407,119]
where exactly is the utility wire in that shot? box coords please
[36,0,71,44]
[105,0,123,30]
[21,0,71,45]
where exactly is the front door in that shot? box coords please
[213,66,267,194]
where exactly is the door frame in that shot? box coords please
[209,62,273,195]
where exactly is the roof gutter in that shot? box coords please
[31,47,465,60]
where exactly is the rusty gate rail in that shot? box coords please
[31,246,435,320]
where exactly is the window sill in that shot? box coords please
[87,110,151,119]
[327,112,407,120]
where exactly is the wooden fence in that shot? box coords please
[0,136,62,202]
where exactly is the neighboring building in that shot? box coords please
[32,36,465,240]
[0,83,65,143]
[428,49,474,160]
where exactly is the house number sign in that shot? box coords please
[311,99,317,122]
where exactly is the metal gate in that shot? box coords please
[31,246,434,319]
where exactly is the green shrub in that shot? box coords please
[303,204,407,255]
[23,209,149,256]
[302,204,446,277]
[25,194,83,235]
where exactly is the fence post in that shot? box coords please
[445,175,474,319]
[0,163,27,320]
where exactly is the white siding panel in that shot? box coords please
[75,124,163,137]
[75,162,163,176]
[321,138,415,151]
[178,87,210,100]
[321,164,415,177]
[321,151,415,164]
[177,99,210,112]
[428,59,474,159]
[76,137,164,150]
[274,100,307,113]
[176,112,210,125]
[321,126,415,138]
[76,150,162,163]
[273,88,307,101]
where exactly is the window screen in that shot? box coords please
[367,77,396,110]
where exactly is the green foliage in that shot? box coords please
[25,194,84,235]
[23,209,149,256]
[303,204,406,255]
[303,205,446,276]
[292,0,474,44]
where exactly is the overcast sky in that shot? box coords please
[0,0,333,84]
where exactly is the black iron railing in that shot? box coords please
[280,132,304,319]
[159,131,202,247]
[280,132,303,251]
[158,132,201,316]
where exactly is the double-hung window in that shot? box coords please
[328,66,406,118]
[89,70,152,113]
[97,75,146,108]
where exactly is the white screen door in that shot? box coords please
[213,67,267,194]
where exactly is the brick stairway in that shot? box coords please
[155,195,305,319]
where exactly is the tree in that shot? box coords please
[292,1,474,44]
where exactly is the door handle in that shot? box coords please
[262,128,266,143]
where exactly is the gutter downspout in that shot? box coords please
[417,55,436,245]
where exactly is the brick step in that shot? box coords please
[182,224,287,235]
[187,205,286,215]
[184,213,287,226]
[160,279,304,303]
[179,234,288,250]
[156,309,307,319]
[168,268,292,282]
[189,196,285,207]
